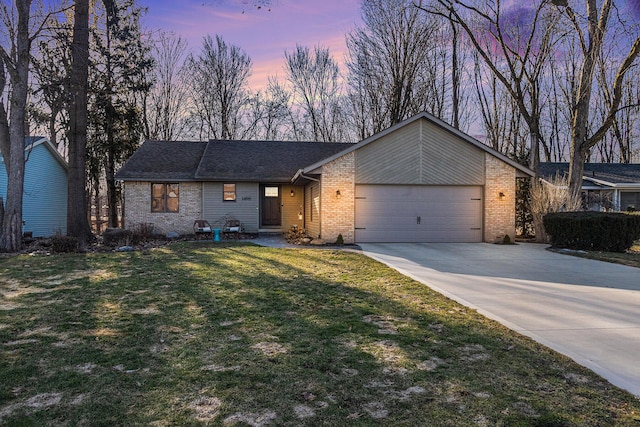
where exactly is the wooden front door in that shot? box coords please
[261,185,281,226]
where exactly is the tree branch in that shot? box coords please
[586,35,640,147]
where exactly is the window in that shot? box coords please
[621,192,639,212]
[223,183,236,201]
[151,183,179,212]
[264,186,278,197]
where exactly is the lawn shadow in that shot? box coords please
[0,244,636,425]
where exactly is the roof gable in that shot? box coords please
[1,137,67,171]
[300,112,534,178]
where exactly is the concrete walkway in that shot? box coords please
[360,243,640,396]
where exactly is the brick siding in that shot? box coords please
[123,181,202,235]
[484,155,516,242]
[320,153,356,244]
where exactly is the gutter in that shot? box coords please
[291,169,320,185]
[584,176,640,189]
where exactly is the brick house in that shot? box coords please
[115,112,534,243]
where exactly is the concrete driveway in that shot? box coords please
[360,243,640,396]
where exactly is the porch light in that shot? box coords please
[336,190,341,199]
[290,189,295,197]
[499,192,506,201]
[298,211,303,220]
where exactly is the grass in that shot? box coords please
[556,241,640,268]
[1,242,639,426]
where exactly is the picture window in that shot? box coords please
[151,183,179,213]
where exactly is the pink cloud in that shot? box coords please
[142,0,361,90]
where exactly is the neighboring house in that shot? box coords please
[116,112,534,244]
[538,162,640,212]
[0,137,68,237]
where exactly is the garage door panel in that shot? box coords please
[355,185,482,243]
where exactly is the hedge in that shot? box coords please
[543,211,640,252]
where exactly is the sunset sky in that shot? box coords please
[139,0,362,89]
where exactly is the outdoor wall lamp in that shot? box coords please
[499,192,506,201]
[336,190,341,199]
[298,211,303,220]
[290,189,295,197]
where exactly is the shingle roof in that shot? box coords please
[115,139,350,182]
[115,140,208,181]
[25,136,46,146]
[538,162,640,185]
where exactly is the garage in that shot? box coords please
[355,185,483,243]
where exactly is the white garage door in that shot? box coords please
[355,185,483,243]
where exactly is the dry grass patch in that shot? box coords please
[1,243,639,425]
[557,240,640,268]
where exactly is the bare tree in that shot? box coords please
[0,0,34,251]
[419,0,562,173]
[421,0,640,198]
[253,78,292,140]
[592,23,640,164]
[144,31,189,141]
[31,12,72,149]
[473,52,530,160]
[561,1,640,198]
[66,0,93,248]
[284,45,345,142]
[346,0,442,137]
[185,35,252,140]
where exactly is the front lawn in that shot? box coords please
[560,241,640,268]
[1,243,639,425]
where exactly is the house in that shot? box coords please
[0,137,68,237]
[115,112,534,243]
[538,162,640,212]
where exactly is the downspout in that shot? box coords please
[201,182,205,220]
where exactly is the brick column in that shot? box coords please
[320,153,355,244]
[484,156,516,242]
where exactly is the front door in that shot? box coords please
[261,185,281,227]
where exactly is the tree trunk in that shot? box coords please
[0,61,9,165]
[107,147,118,228]
[66,0,93,249]
[0,0,31,252]
[450,16,459,129]
[568,148,586,202]
[529,130,540,175]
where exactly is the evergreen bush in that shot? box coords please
[543,211,640,252]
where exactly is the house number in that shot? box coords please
[242,197,252,201]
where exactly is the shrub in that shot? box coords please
[530,175,582,243]
[103,228,134,247]
[335,234,344,245]
[543,211,640,252]
[51,235,78,253]
[131,222,155,241]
